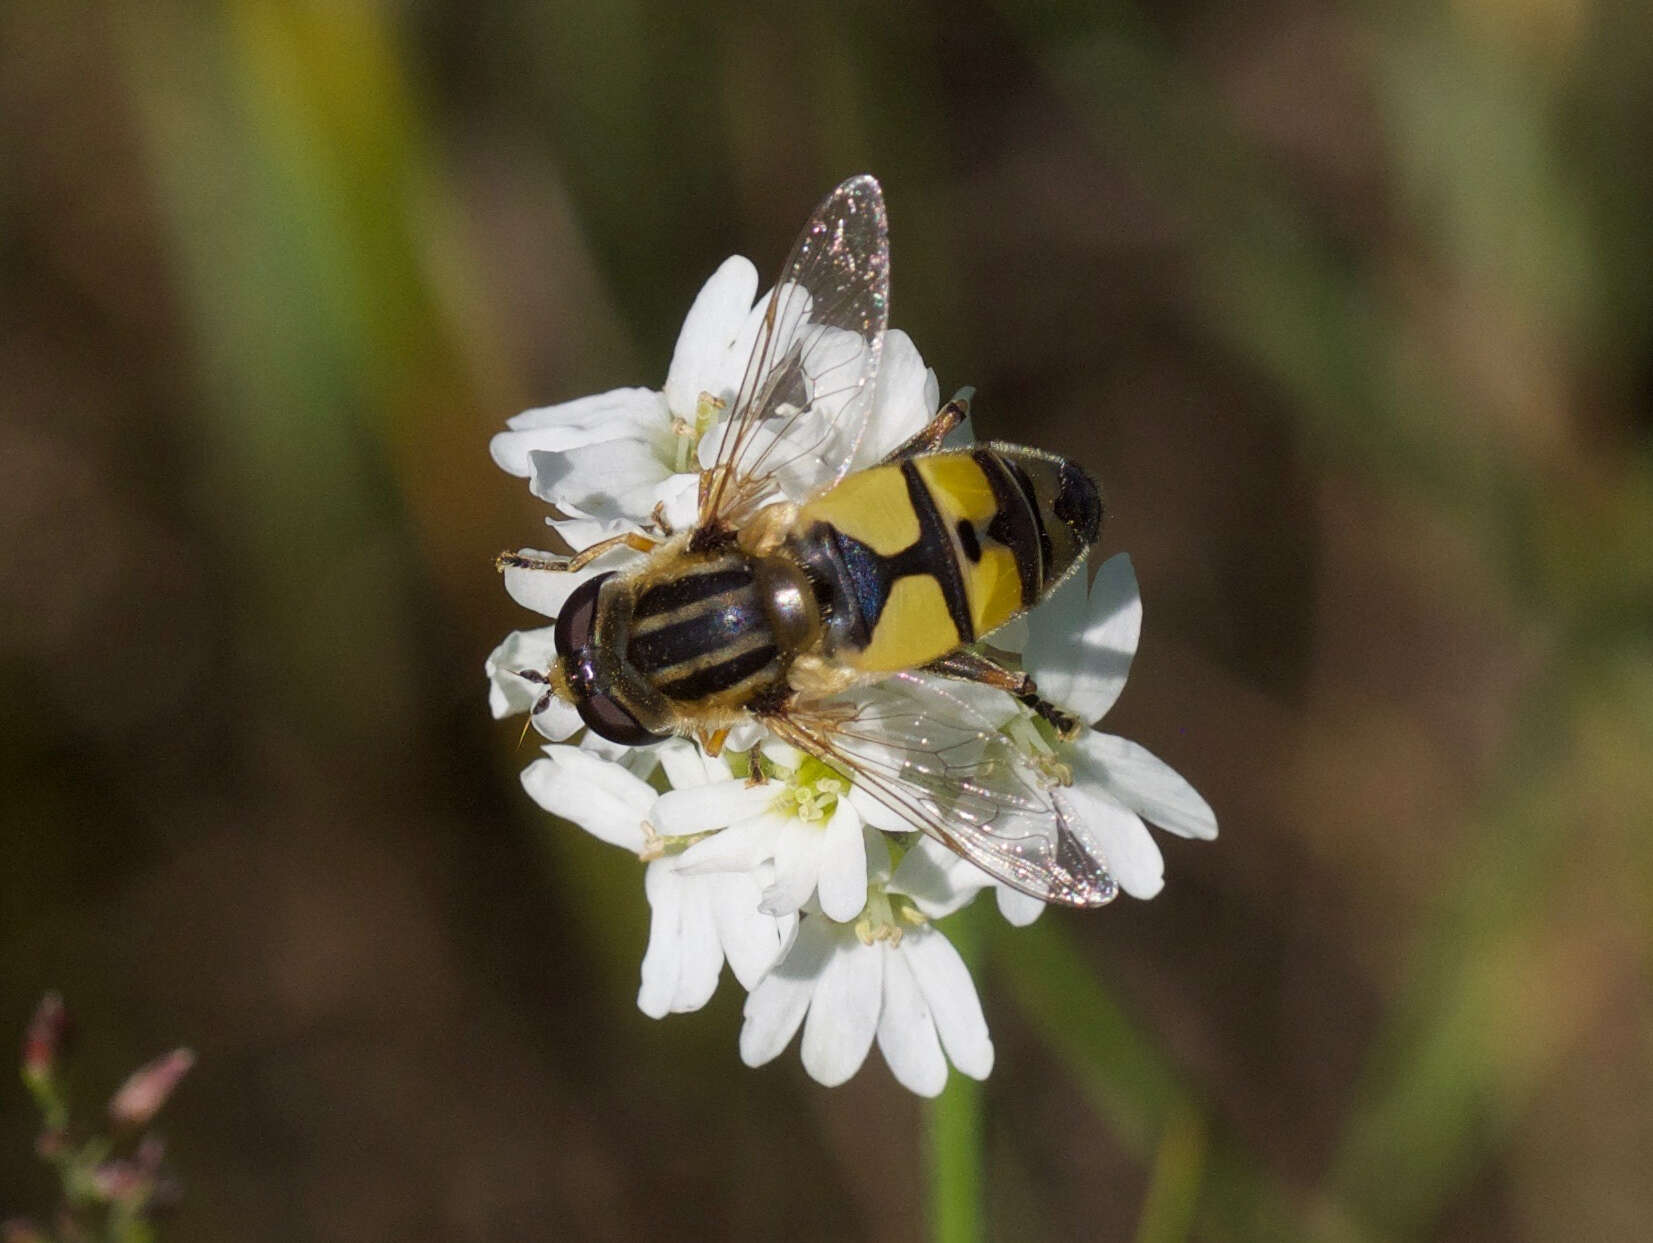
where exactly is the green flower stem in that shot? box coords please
[925,903,986,1243]
[926,1073,984,1243]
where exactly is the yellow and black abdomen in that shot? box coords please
[789,446,1102,673]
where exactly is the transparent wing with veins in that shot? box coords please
[697,175,890,533]
[765,674,1120,909]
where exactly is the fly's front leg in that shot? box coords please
[495,551,572,573]
[881,387,974,462]
[496,531,659,577]
[922,647,1082,739]
[566,532,658,570]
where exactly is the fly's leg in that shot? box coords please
[495,551,572,573]
[496,532,659,577]
[880,388,974,462]
[921,647,1082,739]
[566,532,658,570]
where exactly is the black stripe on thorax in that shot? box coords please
[632,561,752,622]
[654,637,779,702]
[627,587,766,674]
[899,459,976,644]
[973,450,1045,604]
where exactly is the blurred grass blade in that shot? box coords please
[1134,1100,1206,1243]
[998,919,1188,1156]
[1000,921,1314,1243]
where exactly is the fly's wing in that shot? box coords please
[697,175,890,533]
[764,674,1119,908]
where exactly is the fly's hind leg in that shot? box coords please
[922,647,1083,739]
[881,388,974,462]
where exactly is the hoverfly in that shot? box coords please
[502,175,1117,907]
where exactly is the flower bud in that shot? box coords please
[107,1048,194,1128]
[89,1159,150,1203]
[20,993,67,1088]
[34,1129,67,1160]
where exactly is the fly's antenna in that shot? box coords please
[512,664,573,749]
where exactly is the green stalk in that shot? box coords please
[925,902,987,1243]
[926,1073,985,1243]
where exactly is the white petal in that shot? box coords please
[654,471,701,533]
[665,256,760,414]
[849,783,920,833]
[888,835,988,919]
[862,827,892,884]
[502,386,662,434]
[723,719,767,753]
[670,876,724,1012]
[546,509,637,555]
[800,933,882,1087]
[637,860,686,1019]
[709,872,787,990]
[674,815,777,874]
[761,818,825,917]
[528,699,583,742]
[491,388,665,476]
[521,746,653,851]
[990,615,1029,653]
[1075,731,1217,841]
[856,329,934,467]
[530,441,672,522]
[740,915,834,1067]
[651,780,775,837]
[1028,554,1141,724]
[1060,774,1164,900]
[758,737,805,771]
[814,801,868,922]
[657,738,725,790]
[994,886,1047,926]
[876,943,947,1097]
[579,730,662,780]
[500,555,612,620]
[902,927,994,1080]
[690,286,781,475]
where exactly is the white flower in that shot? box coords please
[491,256,938,540]
[893,554,1217,923]
[490,256,759,535]
[653,740,870,922]
[520,741,795,1018]
[739,834,993,1097]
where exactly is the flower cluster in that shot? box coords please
[8,993,191,1241]
[488,258,1217,1096]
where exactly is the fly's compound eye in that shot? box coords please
[553,571,613,658]
[552,570,669,746]
[574,680,668,746]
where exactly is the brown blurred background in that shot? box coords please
[3,1,1651,1239]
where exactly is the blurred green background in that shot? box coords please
[3,0,1651,1239]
